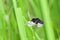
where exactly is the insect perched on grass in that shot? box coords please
[27,18,44,27]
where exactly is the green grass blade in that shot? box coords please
[40,0,55,40]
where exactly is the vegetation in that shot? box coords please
[0,0,60,40]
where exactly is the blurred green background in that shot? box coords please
[0,0,60,40]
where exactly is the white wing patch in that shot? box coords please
[27,21,43,27]
[27,21,35,27]
[37,23,43,27]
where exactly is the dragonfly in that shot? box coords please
[27,18,44,27]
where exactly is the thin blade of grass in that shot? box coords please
[40,0,55,40]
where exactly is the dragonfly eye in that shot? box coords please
[31,18,39,23]
[31,18,37,22]
[38,20,44,24]
[31,18,44,24]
